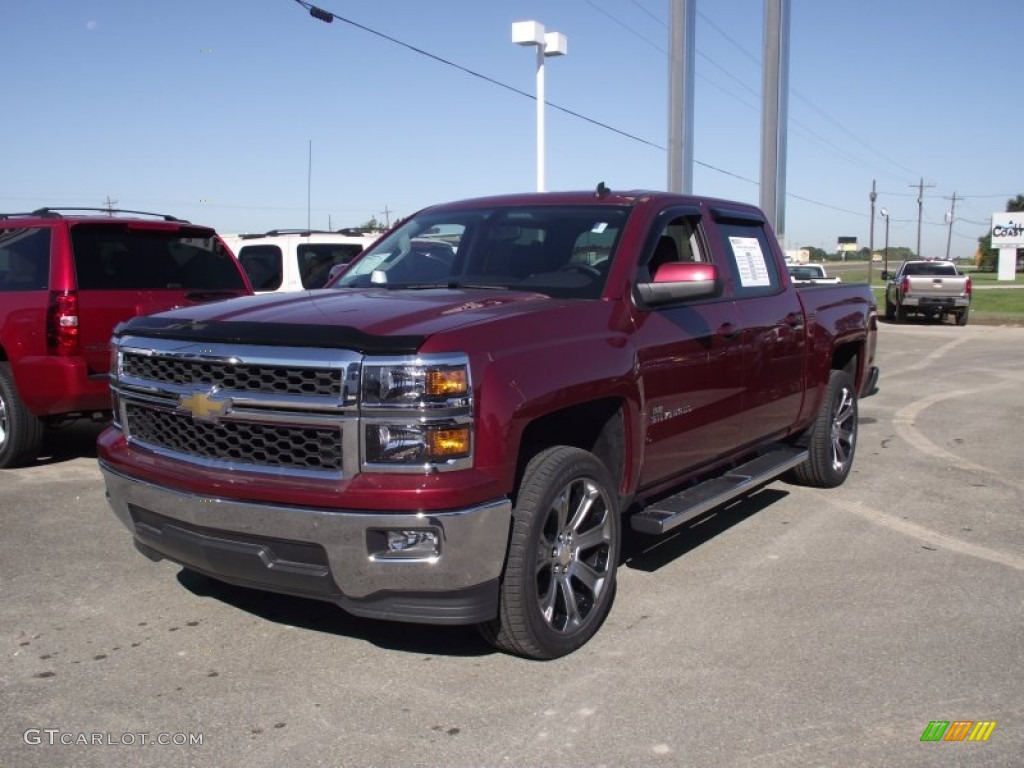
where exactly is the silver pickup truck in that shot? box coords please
[787,263,841,285]
[882,260,971,325]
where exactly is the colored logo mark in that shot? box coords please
[920,720,996,742]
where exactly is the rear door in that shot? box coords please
[70,222,251,375]
[709,210,805,448]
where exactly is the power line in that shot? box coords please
[291,1,946,225]
[294,0,666,152]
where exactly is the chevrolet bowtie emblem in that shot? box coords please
[178,389,231,422]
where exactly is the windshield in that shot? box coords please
[332,205,629,299]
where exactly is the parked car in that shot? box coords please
[787,263,841,284]
[99,188,879,659]
[222,229,378,293]
[0,207,252,467]
[882,259,971,325]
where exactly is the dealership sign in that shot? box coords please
[991,213,1024,247]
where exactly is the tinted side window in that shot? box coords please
[298,243,364,289]
[714,220,782,297]
[237,245,284,291]
[642,214,707,280]
[0,227,50,291]
[71,226,247,291]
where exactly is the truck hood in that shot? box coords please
[116,287,576,354]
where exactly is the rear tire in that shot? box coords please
[895,304,907,324]
[479,446,620,659]
[957,308,969,326]
[790,370,858,488]
[0,363,45,468]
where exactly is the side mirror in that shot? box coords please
[636,262,720,305]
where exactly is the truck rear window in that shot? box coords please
[902,263,957,276]
[71,226,247,291]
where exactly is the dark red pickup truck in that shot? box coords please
[99,189,879,658]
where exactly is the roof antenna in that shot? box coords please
[595,181,609,198]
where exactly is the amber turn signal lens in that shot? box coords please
[427,427,470,458]
[425,368,468,397]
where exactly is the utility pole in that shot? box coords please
[760,0,791,245]
[380,205,393,228]
[103,196,118,215]
[910,177,936,257]
[944,191,959,261]
[869,179,876,284]
[667,0,696,194]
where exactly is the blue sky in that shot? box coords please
[3,0,1020,259]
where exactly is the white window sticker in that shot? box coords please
[729,236,771,287]
[591,222,609,234]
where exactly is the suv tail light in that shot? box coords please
[47,290,81,355]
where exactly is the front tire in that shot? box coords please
[0,363,46,468]
[480,446,620,659]
[884,297,895,322]
[790,369,858,488]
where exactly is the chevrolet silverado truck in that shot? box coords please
[882,259,971,325]
[99,188,880,659]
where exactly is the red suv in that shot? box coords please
[0,208,252,467]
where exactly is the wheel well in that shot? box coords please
[515,399,625,500]
[832,344,859,379]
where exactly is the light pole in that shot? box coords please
[869,180,876,285]
[880,208,890,277]
[512,20,567,192]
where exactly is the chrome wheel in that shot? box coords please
[790,369,859,489]
[0,390,8,447]
[535,476,614,633]
[480,446,620,659]
[829,382,857,474]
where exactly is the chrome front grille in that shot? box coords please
[122,351,342,397]
[114,337,360,477]
[126,404,343,471]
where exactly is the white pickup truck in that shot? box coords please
[882,260,971,325]
[787,263,841,285]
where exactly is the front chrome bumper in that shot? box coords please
[100,463,511,624]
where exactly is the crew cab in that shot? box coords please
[0,208,252,467]
[98,189,879,659]
[882,259,971,325]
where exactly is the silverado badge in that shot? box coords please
[178,389,231,423]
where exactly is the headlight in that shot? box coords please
[360,355,473,472]
[365,423,471,465]
[362,362,468,407]
[109,344,123,427]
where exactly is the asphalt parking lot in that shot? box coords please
[3,322,1022,768]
